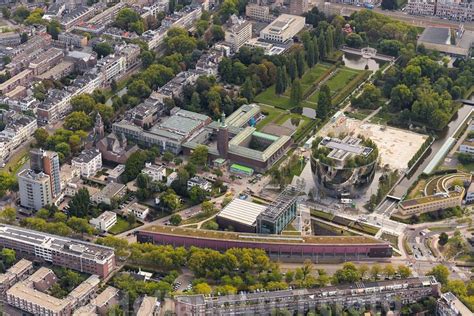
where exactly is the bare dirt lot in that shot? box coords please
[319,116,428,171]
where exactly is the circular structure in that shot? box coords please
[310,136,378,198]
[361,47,377,59]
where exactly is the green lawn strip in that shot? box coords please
[332,70,371,106]
[380,232,399,250]
[181,209,219,225]
[312,220,356,236]
[310,209,334,221]
[109,217,142,235]
[349,221,379,236]
[255,87,294,109]
[256,105,287,130]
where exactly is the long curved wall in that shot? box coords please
[136,231,392,259]
[310,155,376,198]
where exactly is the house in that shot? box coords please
[166,171,178,186]
[142,163,166,182]
[92,183,126,205]
[89,211,117,232]
[72,148,102,178]
[127,203,150,220]
[187,176,212,192]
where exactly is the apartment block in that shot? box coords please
[245,3,274,22]
[28,47,65,76]
[18,170,53,210]
[60,5,98,30]
[72,148,102,178]
[225,15,253,52]
[0,69,33,95]
[96,54,126,84]
[289,0,308,15]
[0,112,37,149]
[0,259,34,296]
[30,149,62,198]
[57,32,89,48]
[459,139,474,154]
[0,224,116,277]
[0,32,21,46]
[89,211,117,232]
[436,1,473,21]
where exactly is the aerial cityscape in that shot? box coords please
[0,0,473,314]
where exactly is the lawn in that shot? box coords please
[256,105,287,131]
[299,64,330,93]
[109,217,142,235]
[307,67,360,103]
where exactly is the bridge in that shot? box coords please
[341,46,396,62]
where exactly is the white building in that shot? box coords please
[89,211,117,232]
[260,14,305,43]
[187,176,212,192]
[127,203,150,220]
[91,183,126,205]
[72,148,102,178]
[142,162,167,182]
[459,139,474,154]
[225,15,252,52]
[166,171,178,186]
[18,170,52,211]
[0,113,37,151]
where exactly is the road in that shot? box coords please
[320,3,474,31]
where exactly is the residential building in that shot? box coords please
[0,112,37,151]
[152,70,199,102]
[466,182,474,204]
[60,5,98,30]
[0,259,34,296]
[72,148,102,178]
[18,170,52,211]
[91,182,126,205]
[142,162,167,182]
[107,164,125,183]
[166,171,178,186]
[136,295,159,316]
[398,188,465,217]
[174,277,440,315]
[436,1,473,22]
[30,149,62,198]
[59,164,81,191]
[406,0,436,16]
[225,15,252,52]
[127,203,150,220]
[36,61,75,81]
[417,26,473,58]
[0,69,33,95]
[289,0,308,15]
[437,292,472,316]
[0,224,116,277]
[89,211,117,232]
[0,32,21,46]
[260,14,305,43]
[57,32,88,48]
[245,3,274,22]
[96,54,126,84]
[187,176,212,192]
[28,47,64,76]
[460,139,474,154]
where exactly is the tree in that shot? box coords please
[1,248,15,267]
[211,25,225,43]
[241,78,254,102]
[288,56,297,82]
[128,79,151,98]
[34,128,49,147]
[397,264,412,278]
[13,6,30,23]
[345,33,363,48]
[47,20,61,40]
[190,145,208,167]
[390,84,413,110]
[93,42,113,59]
[169,214,182,226]
[384,264,396,278]
[275,66,286,95]
[1,7,11,20]
[290,79,303,106]
[124,151,149,181]
[370,264,382,280]
[439,232,449,246]
[68,188,91,218]
[140,50,155,68]
[71,94,96,113]
[162,151,175,162]
[55,142,71,160]
[201,201,215,216]
[296,51,305,78]
[160,189,181,211]
[189,186,207,205]
[359,264,369,279]
[351,83,382,109]
[333,262,361,284]
[20,32,28,43]
[127,213,136,225]
[194,282,212,294]
[115,8,142,31]
[307,40,315,68]
[317,84,331,120]
[427,265,449,285]
[64,111,93,131]
[0,172,16,197]
[67,217,94,235]
[0,207,16,224]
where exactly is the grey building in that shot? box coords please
[18,170,52,211]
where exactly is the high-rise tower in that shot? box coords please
[217,112,229,159]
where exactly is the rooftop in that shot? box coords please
[418,27,451,45]
[141,225,384,245]
[320,136,373,162]
[217,199,267,226]
[92,211,117,223]
[136,295,158,316]
[0,224,114,263]
[72,148,101,164]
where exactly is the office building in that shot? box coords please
[30,149,61,198]
[460,138,474,154]
[216,198,267,233]
[0,224,116,277]
[398,189,464,217]
[127,203,150,220]
[245,3,274,22]
[72,148,102,178]
[224,15,252,52]
[89,211,117,232]
[260,14,305,43]
[18,170,53,211]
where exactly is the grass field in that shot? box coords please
[308,67,360,103]
[299,64,330,94]
[109,217,142,235]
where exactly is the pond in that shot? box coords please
[342,52,380,71]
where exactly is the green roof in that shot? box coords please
[214,158,226,163]
[230,164,254,173]
[252,131,279,142]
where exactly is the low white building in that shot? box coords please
[127,202,150,220]
[187,176,212,192]
[72,149,102,178]
[142,163,166,182]
[92,182,126,205]
[89,211,117,232]
[166,171,178,186]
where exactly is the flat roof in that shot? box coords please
[136,295,158,316]
[141,225,384,245]
[7,282,70,313]
[217,199,267,226]
[419,27,450,45]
